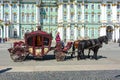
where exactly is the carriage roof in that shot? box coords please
[25,30,52,39]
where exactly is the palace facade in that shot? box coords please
[0,0,120,42]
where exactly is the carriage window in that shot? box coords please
[43,37,49,46]
[35,36,42,46]
[27,37,33,46]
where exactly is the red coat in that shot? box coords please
[55,34,61,43]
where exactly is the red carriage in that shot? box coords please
[8,29,73,62]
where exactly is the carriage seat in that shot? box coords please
[63,42,73,52]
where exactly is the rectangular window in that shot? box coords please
[107,4,111,9]
[13,14,17,23]
[85,15,88,22]
[117,4,120,9]
[91,4,94,9]
[22,15,24,22]
[91,14,94,22]
[98,4,100,9]
[98,15,100,22]
[85,4,88,9]
[78,15,81,21]
[107,14,111,22]
[117,14,120,22]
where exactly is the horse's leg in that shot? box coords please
[71,43,75,58]
[93,48,99,60]
[88,49,91,58]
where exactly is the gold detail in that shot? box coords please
[101,4,106,6]
[9,4,13,6]
[36,4,40,7]
[112,4,117,6]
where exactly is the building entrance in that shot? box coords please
[106,26,113,41]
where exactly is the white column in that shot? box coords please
[74,26,77,40]
[57,5,60,23]
[1,0,3,20]
[104,4,107,23]
[67,3,70,22]
[112,4,117,23]
[100,26,106,36]
[17,1,20,37]
[36,2,40,25]
[6,26,8,38]
[66,26,70,41]
[101,4,107,23]
[81,3,84,23]
[3,26,5,38]
[74,1,78,22]
[81,26,84,38]
[61,4,63,23]
[9,1,12,22]
[115,27,119,42]
[112,26,115,41]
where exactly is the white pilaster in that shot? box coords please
[100,26,106,36]
[6,26,8,38]
[1,0,3,20]
[74,26,77,40]
[67,2,70,22]
[115,27,119,42]
[9,0,12,22]
[36,2,40,25]
[81,26,84,38]
[112,4,117,23]
[81,3,84,23]
[74,1,78,22]
[17,1,20,37]
[101,4,107,23]
[3,26,5,38]
[66,26,70,40]
[61,4,63,23]
[57,5,60,23]
[112,26,115,41]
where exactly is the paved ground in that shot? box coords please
[0,41,120,80]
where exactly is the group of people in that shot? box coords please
[0,37,7,43]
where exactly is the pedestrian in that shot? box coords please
[118,38,120,47]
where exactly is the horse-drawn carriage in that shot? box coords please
[8,29,73,62]
[8,28,108,62]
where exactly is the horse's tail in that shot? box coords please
[71,42,75,58]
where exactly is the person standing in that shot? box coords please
[55,32,61,43]
[55,32,64,48]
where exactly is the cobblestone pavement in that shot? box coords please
[0,41,120,80]
[0,70,120,80]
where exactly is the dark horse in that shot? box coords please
[72,36,108,60]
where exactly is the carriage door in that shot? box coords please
[106,26,113,41]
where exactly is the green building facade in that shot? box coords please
[0,0,120,42]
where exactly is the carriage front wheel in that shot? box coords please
[10,47,28,62]
[54,50,65,61]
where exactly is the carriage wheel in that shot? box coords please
[10,47,28,62]
[54,51,65,61]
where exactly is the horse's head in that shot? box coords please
[99,36,108,44]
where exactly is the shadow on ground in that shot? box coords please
[0,68,12,74]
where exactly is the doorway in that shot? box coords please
[106,26,113,41]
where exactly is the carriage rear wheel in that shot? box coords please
[54,51,65,61]
[10,47,28,62]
